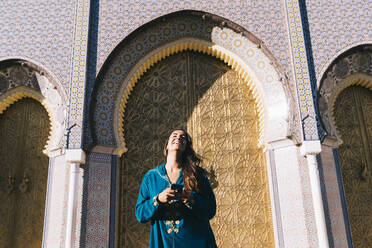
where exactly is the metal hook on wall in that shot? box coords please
[64,123,77,149]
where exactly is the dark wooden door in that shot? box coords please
[334,85,372,248]
[0,98,50,248]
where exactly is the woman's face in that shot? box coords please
[166,130,187,153]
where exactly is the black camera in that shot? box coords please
[171,184,183,193]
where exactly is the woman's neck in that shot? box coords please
[165,151,182,173]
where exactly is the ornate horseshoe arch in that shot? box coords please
[318,44,372,248]
[0,59,67,156]
[91,11,292,154]
[318,45,372,144]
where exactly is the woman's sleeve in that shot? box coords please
[186,175,216,221]
[135,174,159,223]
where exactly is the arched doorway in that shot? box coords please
[334,85,372,247]
[0,98,50,247]
[119,51,274,247]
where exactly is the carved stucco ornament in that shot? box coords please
[318,46,372,145]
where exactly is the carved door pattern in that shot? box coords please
[0,98,50,248]
[120,51,274,247]
[334,85,372,248]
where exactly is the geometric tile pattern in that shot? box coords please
[66,0,90,148]
[95,1,292,81]
[0,1,369,247]
[284,0,319,141]
[307,0,372,83]
[83,0,100,149]
[1,1,369,146]
[81,152,112,248]
[0,0,75,94]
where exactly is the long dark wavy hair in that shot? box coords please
[163,129,205,193]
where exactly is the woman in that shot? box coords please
[135,129,217,248]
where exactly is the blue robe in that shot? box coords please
[135,163,217,248]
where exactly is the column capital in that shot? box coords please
[300,140,321,156]
[65,149,86,164]
[90,145,125,156]
[321,136,341,148]
[266,138,296,150]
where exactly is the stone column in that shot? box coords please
[301,141,329,248]
[42,151,69,248]
[266,139,320,247]
[65,149,86,248]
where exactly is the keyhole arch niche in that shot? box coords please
[0,58,68,155]
[91,10,292,248]
[0,59,67,248]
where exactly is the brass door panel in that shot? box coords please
[334,85,372,248]
[120,51,274,247]
[0,98,50,248]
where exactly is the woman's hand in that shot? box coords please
[158,188,176,203]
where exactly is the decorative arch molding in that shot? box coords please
[114,38,288,155]
[0,59,68,156]
[91,10,292,154]
[0,56,67,100]
[317,42,372,88]
[318,45,372,145]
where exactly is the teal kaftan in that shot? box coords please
[135,164,217,248]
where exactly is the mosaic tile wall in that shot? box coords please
[66,0,90,148]
[1,1,369,246]
[0,1,75,95]
[96,0,292,81]
[1,0,369,145]
[80,152,112,248]
[306,0,372,83]
[284,0,320,141]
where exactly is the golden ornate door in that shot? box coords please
[334,85,372,248]
[120,51,274,247]
[0,98,50,248]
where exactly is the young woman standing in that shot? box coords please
[135,129,217,248]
